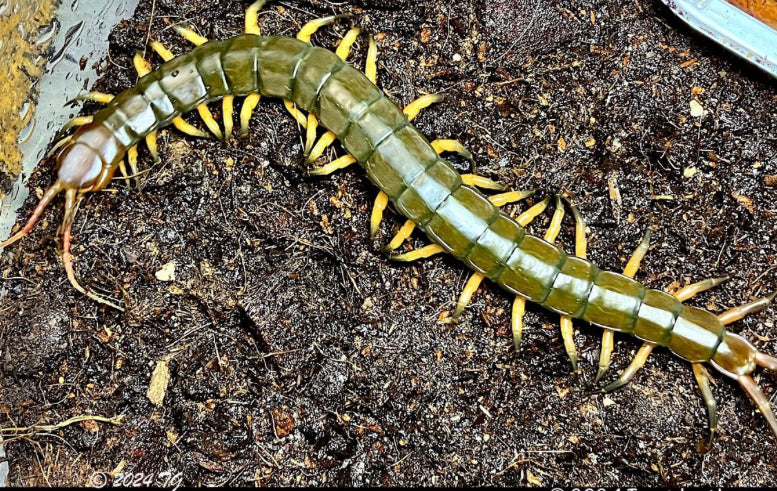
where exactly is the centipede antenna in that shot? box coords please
[739,375,777,439]
[0,182,64,249]
[60,189,125,311]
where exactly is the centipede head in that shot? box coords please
[0,136,105,249]
[0,140,124,310]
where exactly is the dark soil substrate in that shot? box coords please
[2,0,776,486]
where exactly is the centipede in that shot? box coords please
[2,0,776,455]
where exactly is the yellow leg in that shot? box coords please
[738,375,777,441]
[336,28,363,60]
[452,272,485,321]
[150,41,174,62]
[516,197,550,226]
[197,104,223,140]
[46,135,73,158]
[133,52,152,76]
[674,276,730,302]
[118,160,129,182]
[245,1,266,35]
[240,93,261,136]
[391,244,444,262]
[597,330,615,382]
[305,113,318,155]
[306,131,337,164]
[431,139,473,161]
[541,197,580,372]
[63,115,93,131]
[308,155,356,176]
[489,190,535,208]
[542,197,565,243]
[403,94,444,121]
[692,363,718,451]
[370,191,389,239]
[511,296,526,353]
[623,229,651,278]
[602,343,654,393]
[383,220,416,252]
[74,91,114,104]
[596,228,651,382]
[173,25,207,46]
[283,100,308,128]
[461,174,505,191]
[718,293,776,325]
[172,118,210,139]
[559,317,579,372]
[145,131,160,162]
[569,201,587,258]
[223,95,235,141]
[366,35,378,84]
[297,15,337,43]
[127,146,139,188]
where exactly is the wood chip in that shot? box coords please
[527,469,542,486]
[689,99,705,118]
[683,166,699,178]
[732,192,755,213]
[557,137,567,152]
[147,360,170,406]
[155,261,176,282]
[272,408,295,438]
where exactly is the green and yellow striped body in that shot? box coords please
[66,34,743,372]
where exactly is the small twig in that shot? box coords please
[141,0,158,62]
[0,414,124,436]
